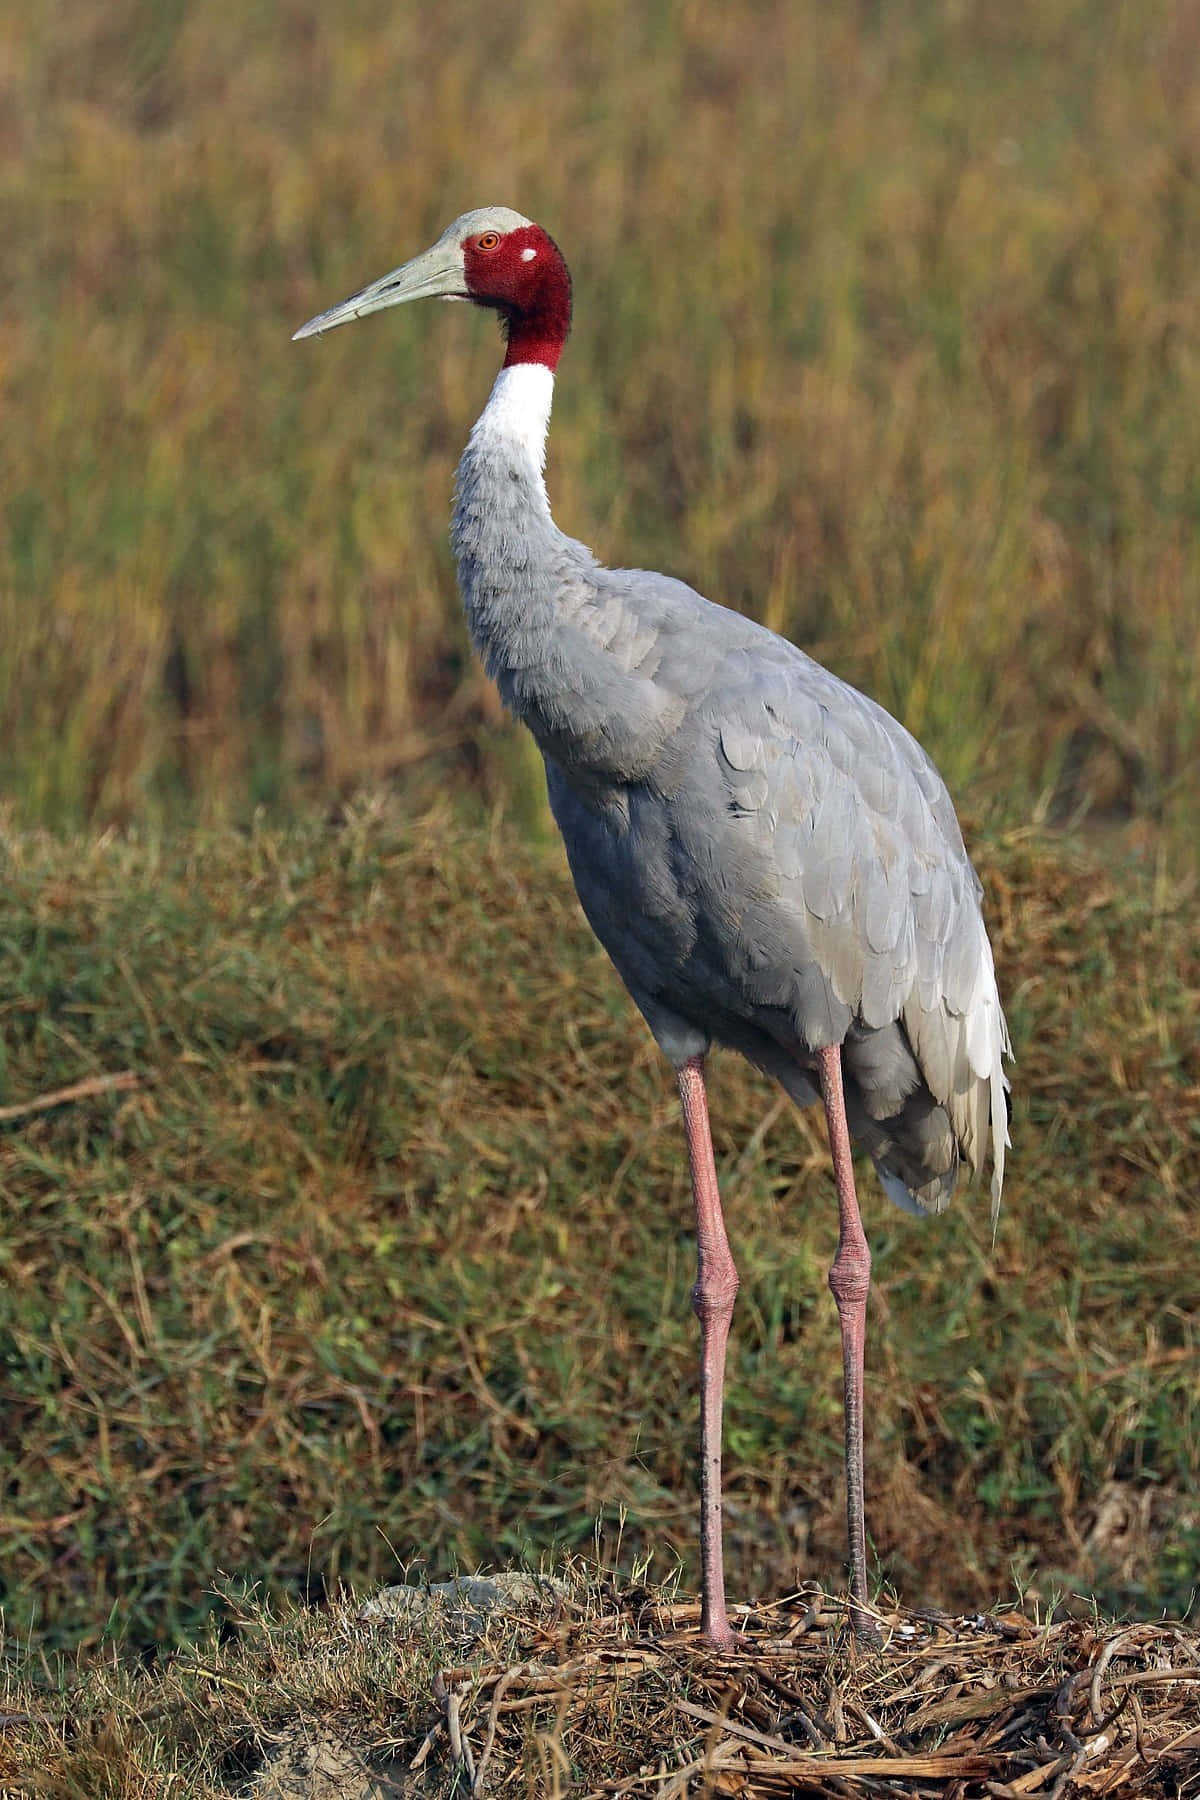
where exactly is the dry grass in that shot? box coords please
[2,1570,1198,1796]
[1,0,1198,860]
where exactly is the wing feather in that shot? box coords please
[539,561,1010,1210]
[695,655,1010,1204]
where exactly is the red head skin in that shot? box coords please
[462,225,573,371]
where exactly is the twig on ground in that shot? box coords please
[0,1069,140,1122]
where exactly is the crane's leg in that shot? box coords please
[677,1054,740,1650]
[817,1043,877,1641]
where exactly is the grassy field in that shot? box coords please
[1,0,1198,859]
[1,806,1196,1669]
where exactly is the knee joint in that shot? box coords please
[692,1267,739,1323]
[828,1255,870,1308]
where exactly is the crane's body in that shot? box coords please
[295,207,1011,1646]
[454,358,1007,1212]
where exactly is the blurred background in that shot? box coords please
[1,0,1198,1661]
[2,0,1198,861]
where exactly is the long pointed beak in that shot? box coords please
[292,239,468,341]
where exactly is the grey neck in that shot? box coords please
[450,364,573,710]
[449,362,682,781]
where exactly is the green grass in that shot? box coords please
[1,805,1196,1663]
[1,0,1198,859]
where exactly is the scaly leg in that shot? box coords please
[817,1043,876,1640]
[677,1054,740,1650]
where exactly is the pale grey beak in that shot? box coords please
[292,238,468,341]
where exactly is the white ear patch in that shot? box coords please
[520,246,537,261]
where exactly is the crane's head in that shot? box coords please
[293,206,572,370]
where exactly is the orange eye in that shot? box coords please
[477,231,501,250]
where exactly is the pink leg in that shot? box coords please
[817,1043,876,1640]
[677,1055,740,1650]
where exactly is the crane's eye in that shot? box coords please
[476,232,502,251]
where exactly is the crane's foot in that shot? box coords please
[847,1598,884,1646]
[701,1610,740,1652]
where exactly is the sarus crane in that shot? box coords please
[294,207,1011,1647]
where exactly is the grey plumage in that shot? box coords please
[451,357,1010,1217]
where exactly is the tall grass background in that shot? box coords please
[0,0,1198,1669]
[2,0,1198,855]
